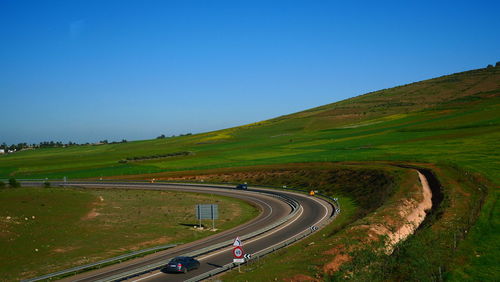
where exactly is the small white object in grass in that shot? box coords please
[6,216,11,220]
[25,217,28,220]
[35,248,38,252]
[32,216,35,219]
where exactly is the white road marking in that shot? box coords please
[247,193,331,256]
[197,204,305,260]
[307,194,331,228]
[131,271,162,282]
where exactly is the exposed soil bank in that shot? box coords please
[415,167,444,219]
[322,169,434,275]
[382,171,433,253]
[395,165,445,225]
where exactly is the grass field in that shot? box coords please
[0,66,498,279]
[0,187,258,281]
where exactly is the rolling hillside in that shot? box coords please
[0,66,498,181]
[1,65,499,279]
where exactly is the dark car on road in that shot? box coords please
[236,183,248,190]
[164,256,200,273]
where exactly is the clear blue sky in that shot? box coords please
[1,0,499,144]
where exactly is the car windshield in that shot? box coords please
[170,257,190,263]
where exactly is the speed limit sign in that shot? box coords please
[233,246,244,258]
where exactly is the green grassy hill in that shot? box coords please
[1,67,498,181]
[1,65,499,279]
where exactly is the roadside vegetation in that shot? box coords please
[0,66,498,279]
[153,163,401,219]
[0,186,258,281]
[117,151,192,163]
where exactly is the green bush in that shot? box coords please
[8,178,20,188]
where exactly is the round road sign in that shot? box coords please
[233,246,244,258]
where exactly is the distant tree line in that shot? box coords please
[0,139,129,153]
[118,151,192,163]
[0,141,86,152]
[1,142,31,151]
[486,61,500,68]
[1,131,197,154]
[100,139,128,144]
[156,133,192,139]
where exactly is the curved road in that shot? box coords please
[52,183,334,282]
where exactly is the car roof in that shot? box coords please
[171,256,193,261]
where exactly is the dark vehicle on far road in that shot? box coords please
[236,184,248,190]
[164,256,200,273]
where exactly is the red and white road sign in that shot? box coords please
[233,246,244,258]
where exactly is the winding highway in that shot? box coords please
[39,182,335,282]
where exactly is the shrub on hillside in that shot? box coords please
[8,178,20,188]
[119,151,191,163]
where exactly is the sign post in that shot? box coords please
[195,204,219,229]
[232,237,245,272]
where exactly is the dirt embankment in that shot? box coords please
[323,169,433,273]
[371,171,432,253]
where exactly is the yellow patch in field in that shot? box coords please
[239,121,268,128]
[284,139,334,149]
[283,132,386,149]
[232,149,323,160]
[198,131,232,142]
[340,113,409,129]
[331,132,386,143]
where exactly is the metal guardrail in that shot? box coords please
[22,244,177,282]
[95,189,301,282]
